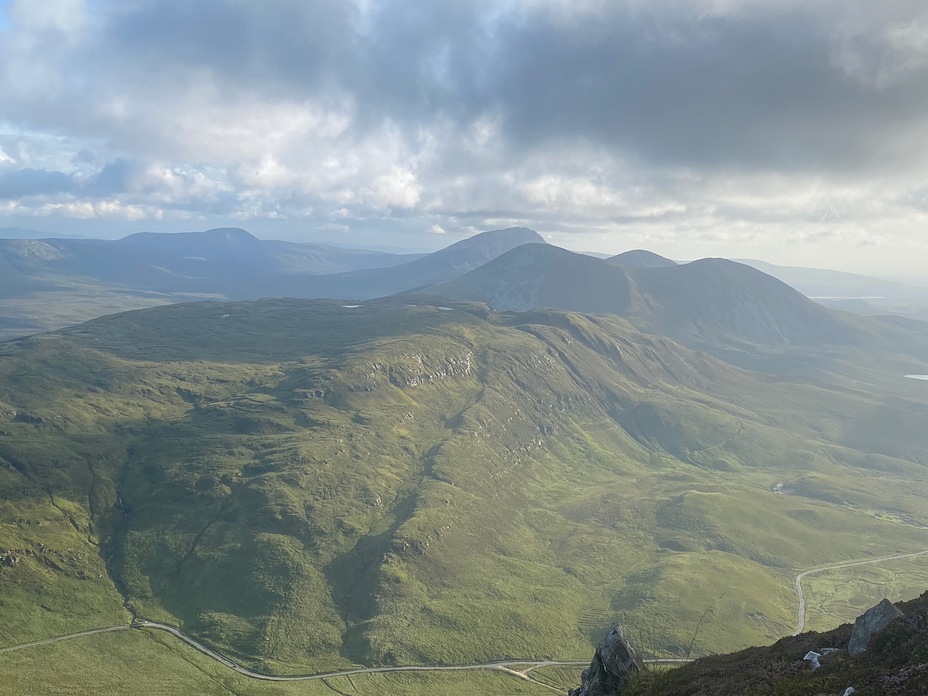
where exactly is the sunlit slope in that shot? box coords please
[1,299,927,675]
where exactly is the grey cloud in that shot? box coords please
[79,0,928,174]
[0,167,73,199]
[6,0,926,177]
[108,0,357,95]
[87,158,139,195]
[0,158,163,201]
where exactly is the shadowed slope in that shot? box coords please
[429,246,856,347]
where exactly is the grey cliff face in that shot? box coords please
[569,624,642,696]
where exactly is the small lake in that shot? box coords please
[905,375,928,381]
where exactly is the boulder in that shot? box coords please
[569,624,642,696]
[848,598,903,656]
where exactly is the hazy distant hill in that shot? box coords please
[738,259,928,300]
[257,226,546,300]
[0,228,398,339]
[0,227,85,239]
[2,298,927,677]
[119,227,424,278]
[735,259,928,324]
[0,227,544,341]
[0,228,423,291]
[427,245,857,348]
[607,249,677,268]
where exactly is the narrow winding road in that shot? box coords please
[14,548,924,688]
[792,549,928,635]
[0,626,131,656]
[0,621,589,688]
[0,619,695,688]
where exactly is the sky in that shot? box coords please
[1,0,928,272]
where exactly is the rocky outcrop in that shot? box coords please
[849,598,904,656]
[0,550,20,567]
[569,624,642,696]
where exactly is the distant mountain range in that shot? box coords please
[249,226,544,300]
[737,259,928,324]
[0,227,424,292]
[738,259,928,299]
[426,244,857,347]
[3,225,928,364]
[0,227,86,239]
[0,226,540,298]
[0,226,538,340]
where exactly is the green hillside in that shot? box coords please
[1,299,927,681]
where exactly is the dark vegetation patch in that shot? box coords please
[627,591,928,695]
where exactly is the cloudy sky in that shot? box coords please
[1,0,928,272]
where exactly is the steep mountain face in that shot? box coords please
[1,299,927,676]
[607,250,677,268]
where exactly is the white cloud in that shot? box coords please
[9,0,87,33]
[368,167,421,209]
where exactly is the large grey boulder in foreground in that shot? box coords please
[569,624,643,696]
[849,598,904,656]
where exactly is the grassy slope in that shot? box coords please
[0,299,927,681]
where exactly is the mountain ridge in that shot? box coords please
[424,244,862,349]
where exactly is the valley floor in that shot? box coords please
[3,549,927,695]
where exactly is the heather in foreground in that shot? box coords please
[627,591,928,695]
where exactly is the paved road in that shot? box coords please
[792,549,928,635]
[0,620,693,688]
[0,626,131,656]
[0,621,589,686]
[143,621,594,682]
